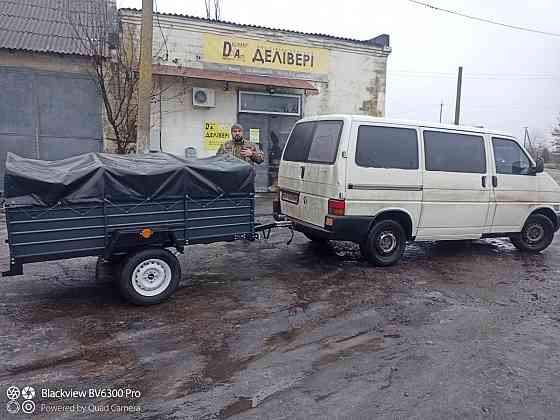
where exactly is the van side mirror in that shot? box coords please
[528,158,545,175]
[535,157,544,173]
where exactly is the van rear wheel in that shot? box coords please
[510,214,554,253]
[360,220,406,266]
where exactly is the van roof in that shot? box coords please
[297,115,515,138]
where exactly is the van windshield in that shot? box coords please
[283,120,343,164]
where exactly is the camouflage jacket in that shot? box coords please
[216,139,264,165]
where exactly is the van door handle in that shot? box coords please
[481,176,486,188]
[492,176,498,187]
[300,166,305,179]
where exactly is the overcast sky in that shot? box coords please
[117,0,560,143]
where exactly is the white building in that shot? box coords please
[119,9,391,191]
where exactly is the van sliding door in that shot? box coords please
[418,129,491,239]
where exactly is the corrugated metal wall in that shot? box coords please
[0,66,102,192]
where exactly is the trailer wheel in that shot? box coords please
[119,248,181,305]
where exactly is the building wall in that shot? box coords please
[121,12,390,158]
[0,50,92,74]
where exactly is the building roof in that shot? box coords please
[119,8,390,49]
[0,0,115,56]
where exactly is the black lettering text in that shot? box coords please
[296,53,303,66]
[222,41,232,57]
[265,49,272,62]
[252,49,264,64]
[272,51,282,63]
[287,52,294,65]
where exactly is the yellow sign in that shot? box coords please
[203,121,231,151]
[203,34,329,74]
[249,128,260,143]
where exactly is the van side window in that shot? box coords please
[424,131,486,173]
[283,122,314,162]
[283,121,343,164]
[492,138,532,175]
[356,126,418,169]
[307,121,343,164]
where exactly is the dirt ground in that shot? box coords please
[1,196,559,419]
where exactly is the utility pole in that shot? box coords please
[454,66,463,125]
[136,0,153,153]
[439,100,444,123]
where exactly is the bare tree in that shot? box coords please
[552,115,560,165]
[205,0,221,20]
[67,0,140,154]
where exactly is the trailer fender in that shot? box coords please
[104,227,184,259]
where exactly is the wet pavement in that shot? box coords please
[1,196,560,419]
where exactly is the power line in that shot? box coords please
[388,71,560,81]
[406,0,560,38]
[153,0,169,60]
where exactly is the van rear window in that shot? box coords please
[283,121,343,164]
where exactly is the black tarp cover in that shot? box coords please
[5,152,255,206]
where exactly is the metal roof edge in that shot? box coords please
[118,8,390,49]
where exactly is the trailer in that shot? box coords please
[2,152,290,305]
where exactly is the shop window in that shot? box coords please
[239,91,301,116]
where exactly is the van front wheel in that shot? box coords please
[510,214,554,253]
[360,220,406,266]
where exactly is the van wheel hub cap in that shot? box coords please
[378,231,397,254]
[132,259,172,296]
[526,224,544,243]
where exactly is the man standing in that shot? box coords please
[216,123,264,165]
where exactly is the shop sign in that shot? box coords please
[203,34,328,74]
[203,121,231,151]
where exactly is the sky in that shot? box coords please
[117,0,560,144]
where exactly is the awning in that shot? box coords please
[151,64,319,94]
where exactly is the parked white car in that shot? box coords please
[275,115,560,265]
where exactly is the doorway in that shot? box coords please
[238,113,299,192]
[237,91,301,192]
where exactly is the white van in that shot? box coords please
[275,115,560,266]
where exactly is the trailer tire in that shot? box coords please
[119,248,181,305]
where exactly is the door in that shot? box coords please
[278,119,345,227]
[417,129,492,239]
[237,113,269,192]
[237,113,299,192]
[0,67,102,192]
[489,137,538,232]
[345,122,422,225]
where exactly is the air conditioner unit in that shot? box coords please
[192,87,215,107]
